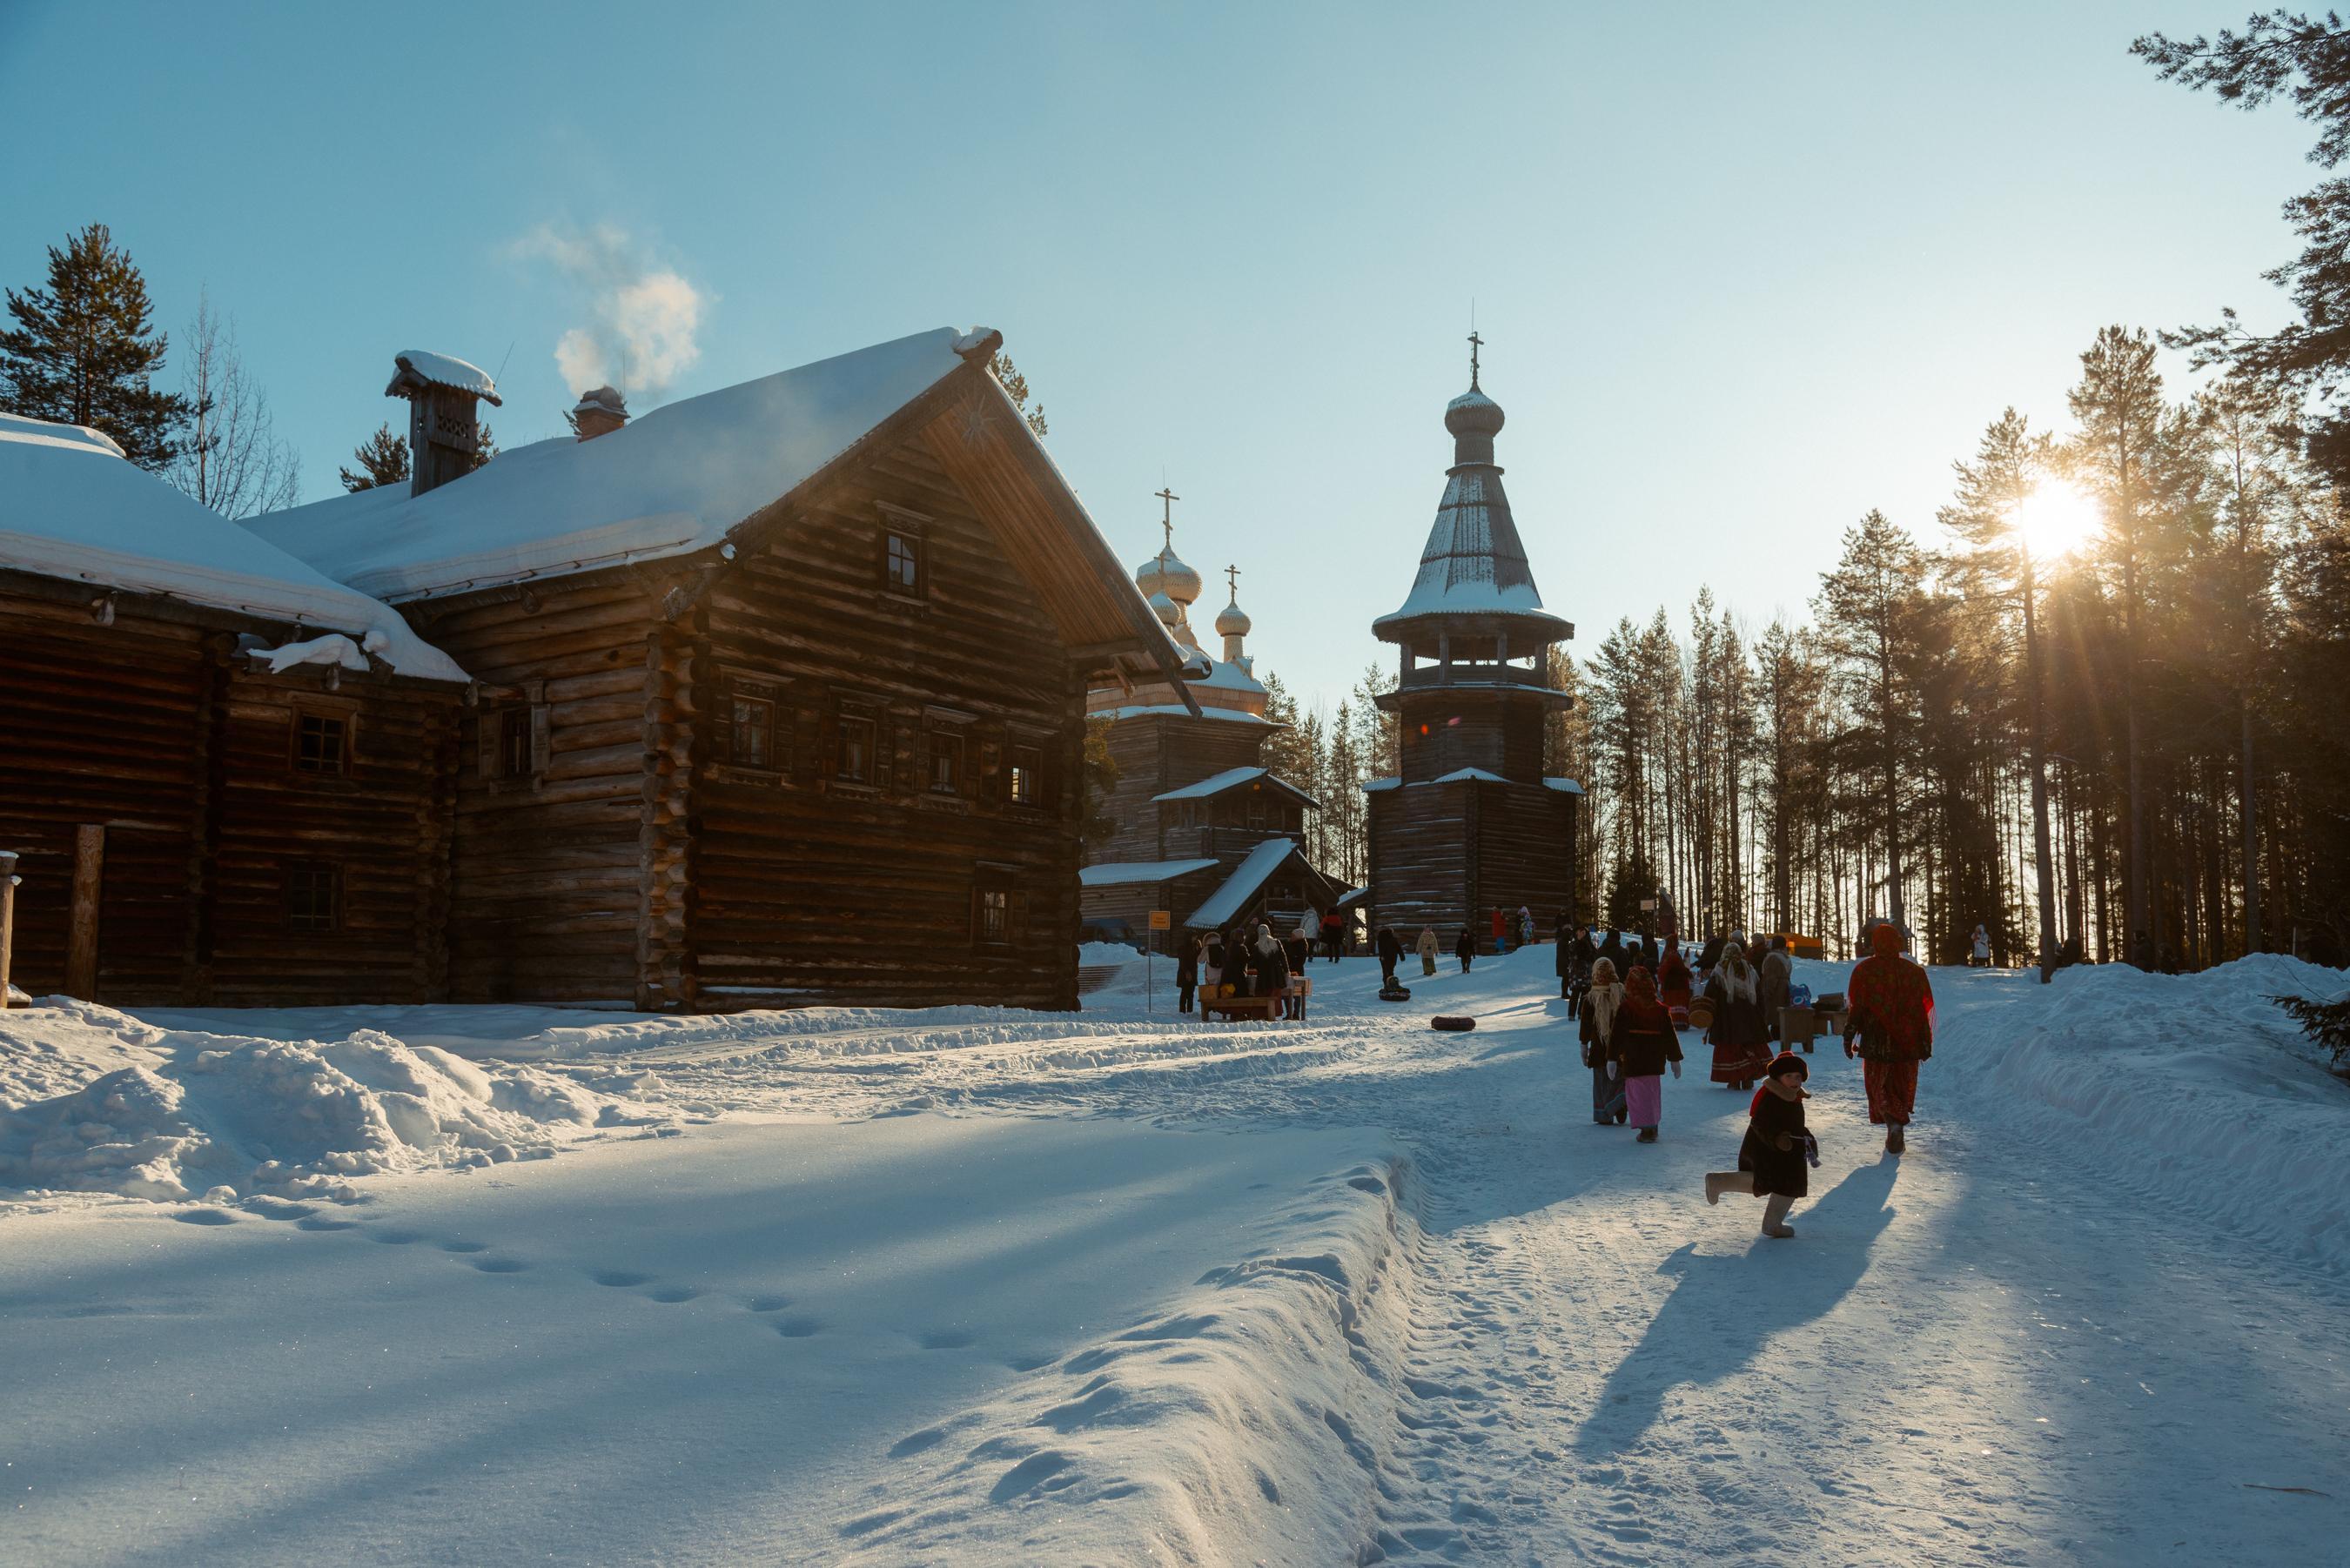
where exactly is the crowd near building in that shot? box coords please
[0,328,1579,1012]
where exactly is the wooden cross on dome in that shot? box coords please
[1225,563,1242,600]
[1467,329,1484,390]
[1154,486,1179,551]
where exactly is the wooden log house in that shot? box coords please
[251,329,1192,1011]
[0,412,469,1005]
[1364,345,1581,946]
[1078,514,1348,944]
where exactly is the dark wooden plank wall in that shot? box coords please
[408,578,658,1006]
[1367,778,1574,949]
[0,586,458,1005]
[0,589,205,1002]
[1394,691,1547,782]
[1470,783,1576,933]
[1096,715,1265,866]
[205,667,456,1005]
[688,429,1083,1009]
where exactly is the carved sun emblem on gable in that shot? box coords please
[959,400,996,446]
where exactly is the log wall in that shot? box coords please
[687,428,1084,1009]
[1096,715,1266,866]
[0,580,458,1005]
[1366,778,1574,950]
[405,577,659,1006]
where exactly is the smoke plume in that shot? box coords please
[514,224,708,399]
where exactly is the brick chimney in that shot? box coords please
[385,350,502,498]
[572,385,628,441]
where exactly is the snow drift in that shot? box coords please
[0,1001,652,1204]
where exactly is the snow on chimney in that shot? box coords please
[572,385,628,441]
[385,349,501,498]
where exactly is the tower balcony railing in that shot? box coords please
[1398,660,1553,690]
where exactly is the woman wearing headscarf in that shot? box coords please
[1255,922,1291,1016]
[1417,925,1440,976]
[1703,940,1772,1089]
[1758,935,1794,1043]
[1843,920,1936,1152]
[1579,955,1628,1124]
[1656,936,1695,1015]
[1606,964,1683,1142]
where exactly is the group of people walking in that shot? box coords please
[1570,917,1937,1236]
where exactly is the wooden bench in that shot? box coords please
[1199,993,1283,1022]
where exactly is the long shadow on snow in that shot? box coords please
[1572,1156,1900,1457]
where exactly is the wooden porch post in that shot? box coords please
[0,849,17,1008]
[66,824,104,1000]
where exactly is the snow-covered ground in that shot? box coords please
[3,947,2346,1565]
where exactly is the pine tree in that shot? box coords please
[988,351,1048,438]
[1815,509,1931,931]
[339,424,411,492]
[0,224,190,469]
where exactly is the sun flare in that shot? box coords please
[2011,482,2103,559]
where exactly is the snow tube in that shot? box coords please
[1812,991,1846,1013]
[1431,1015,1476,1032]
[1378,986,1413,1002]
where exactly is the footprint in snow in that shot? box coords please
[469,1256,530,1273]
[742,1294,792,1312]
[438,1239,488,1254]
[647,1285,700,1303]
[172,1209,237,1226]
[243,1199,315,1221]
[774,1317,823,1338]
[591,1270,654,1288]
[295,1216,359,1231]
[370,1229,423,1245]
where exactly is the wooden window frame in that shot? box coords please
[285,860,343,933]
[1008,744,1044,808]
[877,503,931,603]
[478,680,551,789]
[928,728,964,795]
[835,708,879,787]
[291,708,352,777]
[971,864,1029,949]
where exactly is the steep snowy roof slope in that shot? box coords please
[249,328,972,602]
[0,412,466,681]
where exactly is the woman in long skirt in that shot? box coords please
[1579,956,1627,1124]
[1607,966,1683,1142]
[1705,941,1773,1089]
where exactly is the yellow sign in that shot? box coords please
[1149,910,1172,931]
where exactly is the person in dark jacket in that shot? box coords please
[1758,937,1794,1043]
[1255,923,1291,1015]
[1376,925,1403,986]
[1697,930,1727,975]
[1703,941,1772,1089]
[1606,965,1683,1142]
[1455,927,1477,972]
[1705,1052,1810,1237]
[1580,956,1628,1124]
[1596,929,1628,977]
[1321,909,1346,962]
[1556,915,1588,1000]
[1638,932,1661,970]
[1176,935,1199,1015]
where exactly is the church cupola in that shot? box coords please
[1214,564,1252,664]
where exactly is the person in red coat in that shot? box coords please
[1656,937,1695,1014]
[1843,921,1936,1153]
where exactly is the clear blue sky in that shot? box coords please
[0,2,2313,714]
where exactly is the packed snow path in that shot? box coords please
[3,950,2347,1565]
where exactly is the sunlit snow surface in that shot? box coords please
[3,950,2347,1565]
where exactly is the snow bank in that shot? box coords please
[0,1002,655,1204]
[1930,955,2350,1271]
[839,1154,1417,1564]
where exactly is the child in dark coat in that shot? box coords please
[1703,1051,1812,1237]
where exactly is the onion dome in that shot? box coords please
[1149,589,1182,627]
[1136,546,1201,606]
[1444,385,1504,440]
[1215,596,1252,638]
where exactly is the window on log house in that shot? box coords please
[972,874,1028,947]
[730,694,776,770]
[884,531,923,597]
[285,861,342,932]
[293,712,349,775]
[930,730,964,794]
[836,713,877,784]
[498,708,531,778]
[1246,789,1266,829]
[1009,745,1043,807]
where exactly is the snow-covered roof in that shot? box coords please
[1152,767,1319,808]
[1098,703,1270,725]
[1190,653,1266,696]
[0,412,466,682]
[1362,775,1400,793]
[1430,767,1510,785]
[252,328,977,602]
[1078,858,1219,888]
[389,349,501,405]
[1183,837,1305,930]
[1544,776,1586,795]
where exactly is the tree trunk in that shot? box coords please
[2239,689,2261,954]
